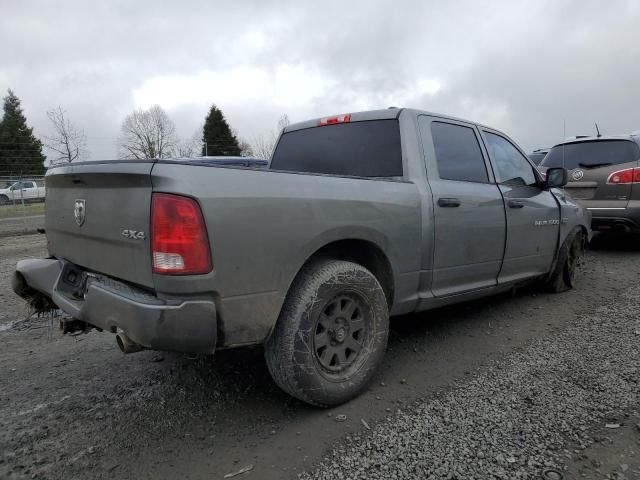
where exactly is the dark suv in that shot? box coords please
[539,133,640,232]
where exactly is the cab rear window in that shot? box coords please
[270,120,402,177]
[542,140,640,170]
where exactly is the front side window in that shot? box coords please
[430,121,488,183]
[484,132,537,186]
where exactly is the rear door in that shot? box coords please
[418,116,506,297]
[482,130,559,282]
[541,140,640,209]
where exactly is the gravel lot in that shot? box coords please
[302,274,640,479]
[1,233,639,479]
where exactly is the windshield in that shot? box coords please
[541,140,640,169]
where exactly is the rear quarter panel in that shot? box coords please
[150,164,422,346]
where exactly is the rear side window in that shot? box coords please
[270,120,402,177]
[430,121,488,183]
[542,140,640,170]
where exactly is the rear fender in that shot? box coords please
[279,226,392,298]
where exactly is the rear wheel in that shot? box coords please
[265,260,389,407]
[544,228,585,292]
[0,195,9,205]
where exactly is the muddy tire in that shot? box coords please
[544,227,585,293]
[265,259,389,407]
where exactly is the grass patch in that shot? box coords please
[0,202,45,219]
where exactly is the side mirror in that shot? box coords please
[545,167,568,189]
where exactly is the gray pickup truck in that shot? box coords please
[13,108,590,406]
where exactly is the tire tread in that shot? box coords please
[265,259,388,407]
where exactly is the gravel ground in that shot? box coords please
[1,233,639,480]
[301,285,640,479]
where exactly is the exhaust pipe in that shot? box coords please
[115,332,145,354]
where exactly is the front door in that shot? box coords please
[419,117,506,297]
[482,130,560,283]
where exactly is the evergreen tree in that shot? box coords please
[201,104,241,156]
[0,90,46,175]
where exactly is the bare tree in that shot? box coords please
[251,114,290,160]
[172,130,202,158]
[119,105,177,159]
[277,114,290,132]
[44,106,87,163]
[238,139,254,157]
[251,135,274,160]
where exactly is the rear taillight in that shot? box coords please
[318,114,351,126]
[151,193,212,275]
[606,167,640,185]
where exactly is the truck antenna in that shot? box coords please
[562,119,566,169]
[595,123,601,138]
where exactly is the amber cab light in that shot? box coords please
[151,193,212,275]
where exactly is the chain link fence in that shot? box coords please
[0,175,46,237]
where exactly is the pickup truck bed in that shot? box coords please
[14,107,591,406]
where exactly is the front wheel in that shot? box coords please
[265,260,389,407]
[0,195,9,205]
[544,227,585,293]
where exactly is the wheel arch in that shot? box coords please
[265,237,395,343]
[299,238,395,308]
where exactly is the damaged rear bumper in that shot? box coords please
[13,258,217,354]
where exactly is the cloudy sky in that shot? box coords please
[2,0,639,160]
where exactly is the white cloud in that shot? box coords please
[2,0,640,159]
[132,64,333,111]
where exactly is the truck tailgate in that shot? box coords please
[45,161,154,288]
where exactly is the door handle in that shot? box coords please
[507,200,524,209]
[437,197,461,208]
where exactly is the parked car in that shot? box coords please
[539,132,640,233]
[13,108,590,406]
[0,180,46,204]
[528,148,549,165]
